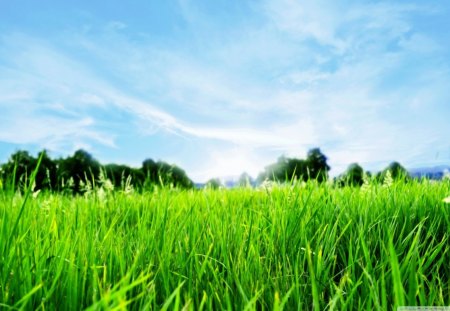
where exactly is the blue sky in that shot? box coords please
[0,0,449,182]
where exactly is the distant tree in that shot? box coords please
[35,150,57,190]
[376,161,410,182]
[57,149,101,193]
[257,156,308,183]
[386,162,409,179]
[257,148,330,184]
[205,178,222,189]
[0,150,36,190]
[104,164,145,189]
[257,156,288,182]
[306,148,330,182]
[0,149,58,191]
[141,159,193,189]
[163,164,194,188]
[337,163,364,187]
[142,159,158,183]
[287,158,308,181]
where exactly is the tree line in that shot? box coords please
[0,147,411,193]
[203,148,410,188]
[256,148,331,183]
[334,161,410,187]
[0,149,193,193]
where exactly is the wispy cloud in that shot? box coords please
[0,1,449,181]
[0,112,115,152]
[261,0,428,52]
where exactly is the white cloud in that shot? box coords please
[179,121,316,148]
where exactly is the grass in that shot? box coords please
[0,179,449,310]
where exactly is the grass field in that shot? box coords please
[1,179,449,310]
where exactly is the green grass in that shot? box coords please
[0,180,449,310]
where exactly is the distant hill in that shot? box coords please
[409,165,450,180]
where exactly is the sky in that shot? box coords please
[0,0,449,182]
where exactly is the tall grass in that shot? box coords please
[0,179,449,310]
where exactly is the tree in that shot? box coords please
[257,156,308,183]
[257,148,330,184]
[142,159,158,183]
[104,164,145,189]
[306,148,330,182]
[0,150,59,192]
[164,164,194,189]
[205,178,222,189]
[257,156,288,182]
[286,158,308,181]
[1,150,37,191]
[35,150,58,190]
[338,163,364,187]
[141,159,193,189]
[57,149,101,193]
[386,162,409,179]
[376,161,410,182]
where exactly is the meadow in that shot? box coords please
[0,179,449,310]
